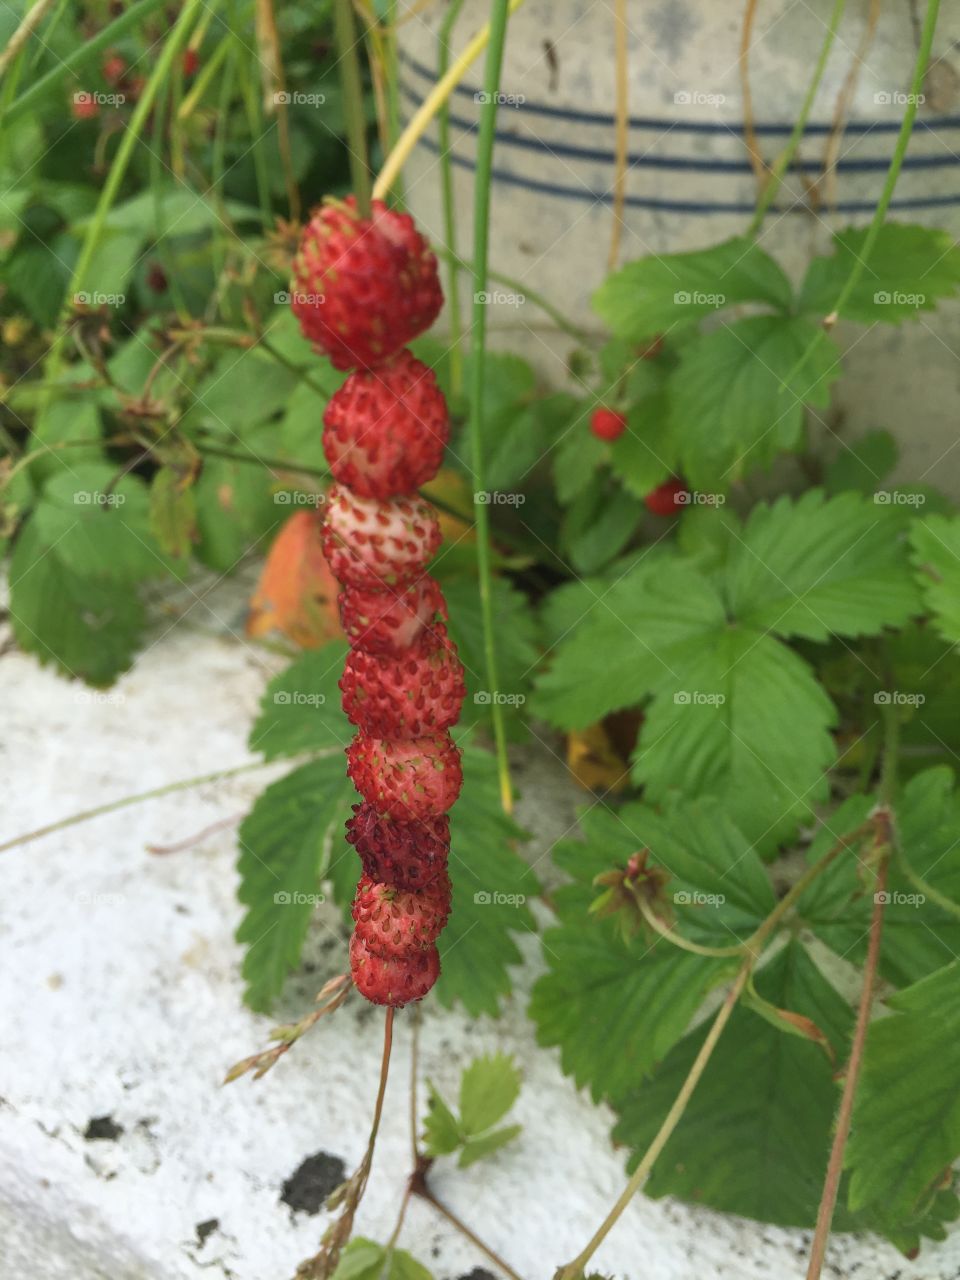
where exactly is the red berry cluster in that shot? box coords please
[291,197,462,1008]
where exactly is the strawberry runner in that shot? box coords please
[292,197,462,1006]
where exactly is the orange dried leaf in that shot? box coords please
[247,510,343,648]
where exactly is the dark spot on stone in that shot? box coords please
[196,1219,219,1248]
[280,1151,346,1215]
[84,1115,123,1141]
[455,1271,496,1280]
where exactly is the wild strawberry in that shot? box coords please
[291,197,442,370]
[339,575,446,655]
[183,48,200,76]
[102,54,126,85]
[346,732,463,820]
[323,349,449,500]
[351,872,451,956]
[340,624,465,738]
[645,478,687,516]
[345,803,449,890]
[349,933,440,1006]
[71,94,99,120]
[590,407,627,442]
[146,263,168,293]
[321,484,441,589]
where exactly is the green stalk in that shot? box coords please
[468,0,513,814]
[2,0,172,125]
[384,0,403,197]
[240,59,273,227]
[783,0,940,386]
[333,0,371,215]
[438,0,467,398]
[747,0,846,237]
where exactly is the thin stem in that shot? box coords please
[783,0,940,385]
[607,0,628,271]
[817,0,880,210]
[372,0,527,202]
[555,817,873,1278]
[804,855,889,1280]
[467,0,514,815]
[739,0,765,186]
[638,898,745,958]
[415,1182,524,1280]
[0,756,303,855]
[894,852,960,922]
[334,0,372,216]
[556,961,752,1279]
[435,245,590,341]
[747,0,846,236]
[437,0,468,397]
[0,0,56,80]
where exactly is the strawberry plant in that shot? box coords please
[3,0,960,1277]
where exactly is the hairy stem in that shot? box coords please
[638,898,745,958]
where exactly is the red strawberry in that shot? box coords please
[590,407,627,442]
[183,48,200,76]
[321,484,441,589]
[351,872,451,956]
[340,623,464,738]
[346,732,463,819]
[71,94,99,120]
[345,803,449,890]
[102,54,126,85]
[291,197,443,370]
[323,349,449,499]
[339,575,446,655]
[349,933,440,1006]
[645,478,687,516]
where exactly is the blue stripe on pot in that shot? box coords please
[398,82,960,175]
[412,131,960,215]
[400,50,960,137]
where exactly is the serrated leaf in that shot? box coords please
[563,480,643,574]
[613,941,852,1226]
[35,464,173,583]
[459,1052,521,1134]
[458,1124,522,1168]
[669,314,840,489]
[824,429,898,496]
[594,237,793,339]
[436,747,538,1015]
[799,223,960,324]
[330,1239,432,1280]
[636,628,835,850]
[911,514,960,644]
[529,802,769,1102]
[9,516,145,685]
[249,643,350,760]
[608,389,675,498]
[846,960,960,1224]
[422,1083,461,1156]
[724,490,922,641]
[236,756,352,1011]
[799,770,960,985]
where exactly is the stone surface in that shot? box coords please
[2,599,959,1280]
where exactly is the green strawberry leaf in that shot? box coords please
[330,1239,432,1280]
[846,959,960,1226]
[594,237,793,339]
[910,514,960,645]
[249,642,351,760]
[459,1052,522,1135]
[422,1083,462,1156]
[824,429,898,496]
[149,465,198,560]
[668,314,840,489]
[613,941,852,1227]
[458,1124,522,1168]
[236,755,353,1011]
[9,515,145,686]
[608,388,676,498]
[799,223,960,324]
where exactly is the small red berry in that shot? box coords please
[102,54,126,85]
[644,478,688,516]
[71,94,99,120]
[183,48,200,76]
[321,484,441,590]
[340,623,465,738]
[291,197,443,370]
[146,263,168,293]
[323,349,449,500]
[346,803,449,890]
[349,933,440,1006]
[346,732,463,820]
[339,575,446,656]
[590,407,627,442]
[351,872,452,956]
